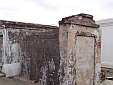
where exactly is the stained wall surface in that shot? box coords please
[0,21,60,85]
[59,14,101,85]
[0,35,2,63]
[0,13,101,85]
[76,36,95,85]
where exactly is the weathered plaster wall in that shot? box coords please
[0,35,3,63]
[0,20,60,85]
[96,19,113,68]
[0,13,101,85]
[59,14,101,85]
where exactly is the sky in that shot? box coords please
[0,0,113,26]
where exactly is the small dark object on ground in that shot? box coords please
[106,77,113,80]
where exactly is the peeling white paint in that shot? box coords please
[48,59,55,71]
[2,29,22,64]
[59,21,100,85]
[39,65,48,85]
[58,47,66,85]
[92,30,99,40]
[2,29,11,64]
[85,80,90,85]
[95,63,101,85]
[20,52,30,78]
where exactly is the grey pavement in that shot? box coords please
[0,76,41,85]
[1,75,113,85]
[99,80,113,85]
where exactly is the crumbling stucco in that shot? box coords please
[59,13,101,85]
[0,13,101,85]
[0,20,60,85]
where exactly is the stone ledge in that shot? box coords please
[59,13,99,28]
[0,20,58,29]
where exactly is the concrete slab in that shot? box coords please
[99,80,113,85]
[0,73,5,77]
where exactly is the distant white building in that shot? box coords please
[97,18,113,68]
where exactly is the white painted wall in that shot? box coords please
[97,18,113,68]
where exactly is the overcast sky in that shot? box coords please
[0,0,113,26]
